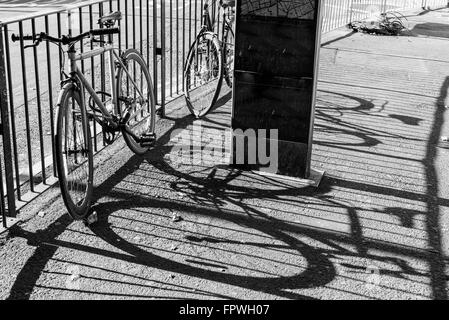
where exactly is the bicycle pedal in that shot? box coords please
[83,210,98,227]
[103,130,116,145]
[139,132,156,147]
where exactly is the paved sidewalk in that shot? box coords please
[1,7,449,300]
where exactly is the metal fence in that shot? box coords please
[0,0,215,229]
[1,0,448,229]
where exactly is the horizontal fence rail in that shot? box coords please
[0,0,448,225]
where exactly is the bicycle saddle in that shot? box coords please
[98,11,122,27]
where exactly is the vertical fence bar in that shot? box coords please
[132,0,136,49]
[176,0,179,94]
[333,3,338,29]
[89,4,94,95]
[31,18,46,185]
[140,0,143,55]
[118,0,122,51]
[334,0,339,30]
[89,4,98,152]
[79,7,85,73]
[340,0,344,29]
[145,0,149,66]
[169,0,173,97]
[0,24,16,218]
[153,0,158,104]
[194,0,197,41]
[99,2,107,147]
[18,21,34,193]
[331,0,339,29]
[99,2,105,97]
[321,0,327,33]
[330,1,341,29]
[346,0,351,27]
[1,27,8,225]
[160,0,166,116]
[188,0,191,56]
[125,0,129,49]
[44,16,57,177]
[3,25,21,199]
[182,0,185,92]
[216,0,221,40]
[57,13,63,82]
[349,0,354,23]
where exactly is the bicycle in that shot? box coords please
[12,11,156,220]
[349,11,408,35]
[184,0,235,118]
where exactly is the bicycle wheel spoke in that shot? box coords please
[117,49,155,155]
[56,89,93,219]
[62,96,89,205]
[184,32,223,117]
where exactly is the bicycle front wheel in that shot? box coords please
[55,85,94,220]
[184,31,223,118]
[117,49,156,155]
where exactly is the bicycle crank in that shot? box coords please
[103,130,116,145]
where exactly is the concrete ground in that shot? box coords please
[2,7,449,300]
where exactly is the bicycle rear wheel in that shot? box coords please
[184,31,223,118]
[117,49,156,155]
[223,24,234,88]
[55,85,94,220]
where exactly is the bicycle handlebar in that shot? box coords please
[11,27,119,46]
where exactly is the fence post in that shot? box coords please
[0,23,17,221]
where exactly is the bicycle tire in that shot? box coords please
[223,24,234,88]
[116,49,156,155]
[55,84,94,220]
[184,31,223,118]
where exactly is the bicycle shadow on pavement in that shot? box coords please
[4,100,331,299]
[5,75,449,299]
